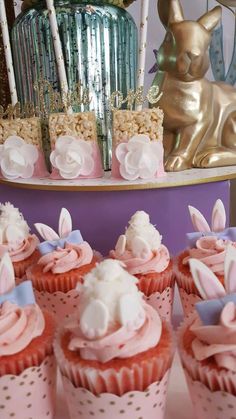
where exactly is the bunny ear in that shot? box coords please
[224,245,236,294]
[189,258,226,300]
[0,253,15,294]
[34,223,59,241]
[211,199,226,232]
[158,0,184,28]
[58,208,72,238]
[188,205,211,233]
[198,6,222,32]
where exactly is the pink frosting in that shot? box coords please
[183,237,234,275]
[190,302,236,372]
[66,304,161,363]
[38,242,93,274]
[0,301,45,356]
[110,245,170,275]
[0,234,39,263]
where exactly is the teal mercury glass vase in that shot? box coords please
[11,0,138,169]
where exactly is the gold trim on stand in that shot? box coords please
[0,167,236,192]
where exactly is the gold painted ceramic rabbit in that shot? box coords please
[153,0,236,171]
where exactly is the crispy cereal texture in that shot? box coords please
[0,117,42,148]
[113,108,164,144]
[49,112,97,148]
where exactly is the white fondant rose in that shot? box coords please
[0,136,38,180]
[50,136,95,179]
[116,134,163,181]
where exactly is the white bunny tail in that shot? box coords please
[224,245,236,294]
[58,208,72,238]
[188,205,211,233]
[34,223,60,241]
[0,252,15,294]
[189,258,226,300]
[211,199,226,232]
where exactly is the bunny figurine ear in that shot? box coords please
[34,223,59,241]
[58,208,72,238]
[189,258,226,300]
[198,6,222,33]
[211,199,226,232]
[158,0,184,28]
[188,205,211,233]
[0,253,15,295]
[224,245,236,294]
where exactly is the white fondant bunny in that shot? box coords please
[189,245,236,300]
[77,259,146,339]
[34,208,73,241]
[0,202,30,245]
[0,252,15,295]
[188,199,226,233]
[115,211,162,259]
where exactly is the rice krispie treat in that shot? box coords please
[112,108,165,180]
[0,117,48,179]
[49,112,103,179]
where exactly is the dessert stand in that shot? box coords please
[0,166,233,255]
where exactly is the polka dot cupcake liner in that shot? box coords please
[178,315,236,395]
[0,355,57,419]
[34,289,80,323]
[145,286,175,322]
[178,288,201,317]
[184,370,236,419]
[61,368,171,419]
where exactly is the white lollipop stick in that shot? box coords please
[136,0,149,111]
[0,0,18,105]
[46,0,72,114]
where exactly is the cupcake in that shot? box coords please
[0,202,40,279]
[178,246,236,419]
[174,199,236,316]
[110,211,174,321]
[26,207,98,321]
[0,252,57,418]
[54,259,175,419]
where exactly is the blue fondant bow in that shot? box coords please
[186,228,236,248]
[0,281,35,307]
[195,293,236,326]
[38,230,83,256]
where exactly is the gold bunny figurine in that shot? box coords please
[153,0,236,171]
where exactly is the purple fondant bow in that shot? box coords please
[186,228,236,248]
[195,293,236,326]
[0,281,35,307]
[38,230,83,256]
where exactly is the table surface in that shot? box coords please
[1,165,236,191]
[55,353,193,419]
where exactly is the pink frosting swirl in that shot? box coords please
[0,234,39,263]
[38,242,93,274]
[66,304,161,363]
[191,302,236,372]
[110,245,170,275]
[0,301,45,356]
[183,237,233,275]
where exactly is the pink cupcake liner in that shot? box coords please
[144,286,175,322]
[34,289,80,323]
[0,355,57,419]
[61,368,171,419]
[54,323,175,396]
[137,262,174,296]
[26,267,82,293]
[13,250,40,279]
[178,288,202,317]
[184,370,236,419]
[174,256,200,295]
[178,315,236,395]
